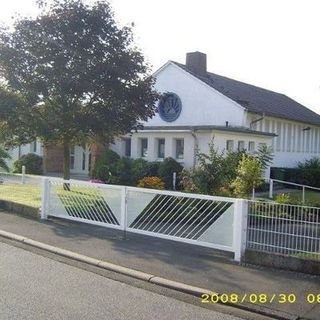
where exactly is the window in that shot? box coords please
[157,139,165,159]
[238,141,245,151]
[31,140,37,153]
[248,141,255,152]
[70,146,75,170]
[140,138,148,158]
[175,139,184,159]
[226,140,234,152]
[124,138,131,157]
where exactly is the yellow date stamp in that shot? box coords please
[201,293,320,304]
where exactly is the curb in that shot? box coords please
[0,229,298,320]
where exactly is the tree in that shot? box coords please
[0,0,158,179]
[255,144,274,171]
[232,154,263,197]
[0,146,11,172]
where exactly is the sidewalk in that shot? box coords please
[0,209,319,320]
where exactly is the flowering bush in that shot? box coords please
[90,179,105,184]
[137,176,165,190]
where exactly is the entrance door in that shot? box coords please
[70,145,91,174]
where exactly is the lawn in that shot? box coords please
[0,184,41,208]
[259,190,320,207]
[289,190,320,206]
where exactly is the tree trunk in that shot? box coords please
[63,138,70,190]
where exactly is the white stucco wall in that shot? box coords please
[246,113,320,167]
[146,63,246,127]
[111,129,273,174]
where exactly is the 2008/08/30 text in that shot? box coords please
[201,293,320,304]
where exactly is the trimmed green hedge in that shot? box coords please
[271,167,320,188]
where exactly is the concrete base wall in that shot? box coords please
[244,249,320,275]
[0,200,40,219]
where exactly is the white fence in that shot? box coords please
[0,170,42,186]
[268,178,320,204]
[41,178,247,261]
[247,201,320,260]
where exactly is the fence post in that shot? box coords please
[40,177,50,219]
[121,186,128,238]
[21,165,26,184]
[173,172,176,190]
[233,199,248,262]
[302,186,305,204]
[269,179,273,199]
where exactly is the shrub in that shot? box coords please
[232,154,263,197]
[271,167,320,188]
[90,149,120,182]
[131,158,149,185]
[114,157,133,185]
[13,153,43,174]
[145,161,161,177]
[137,176,165,190]
[275,193,291,204]
[0,146,11,172]
[158,157,183,190]
[298,157,320,170]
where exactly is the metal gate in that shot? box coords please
[41,178,247,261]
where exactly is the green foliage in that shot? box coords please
[13,153,43,175]
[275,193,291,204]
[130,158,149,185]
[180,141,245,195]
[91,154,163,186]
[271,166,320,188]
[255,144,274,171]
[137,176,165,190]
[90,149,120,183]
[298,157,320,170]
[232,154,263,197]
[0,146,11,172]
[0,0,158,179]
[158,157,183,190]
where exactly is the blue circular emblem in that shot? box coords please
[158,93,182,122]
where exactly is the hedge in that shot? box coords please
[270,167,320,188]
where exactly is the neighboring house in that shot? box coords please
[7,51,320,175]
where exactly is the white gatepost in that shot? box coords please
[21,165,26,184]
[120,186,128,235]
[40,177,50,219]
[269,179,273,199]
[233,199,248,262]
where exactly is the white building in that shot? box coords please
[7,52,320,175]
[111,52,320,171]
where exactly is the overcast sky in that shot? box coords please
[0,0,319,114]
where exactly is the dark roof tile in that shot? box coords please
[171,61,320,126]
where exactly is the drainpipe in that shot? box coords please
[191,130,198,168]
[250,113,265,129]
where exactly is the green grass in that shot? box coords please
[290,252,320,261]
[288,190,320,206]
[0,184,41,208]
[259,190,320,207]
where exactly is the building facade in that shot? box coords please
[6,52,320,176]
[111,52,320,171]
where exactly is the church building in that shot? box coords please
[7,52,320,176]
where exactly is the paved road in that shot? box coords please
[0,210,319,320]
[0,242,243,320]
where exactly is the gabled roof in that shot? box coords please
[171,61,320,126]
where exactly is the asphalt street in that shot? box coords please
[0,242,243,320]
